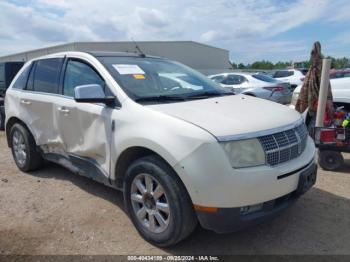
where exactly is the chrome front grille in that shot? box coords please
[258,123,308,166]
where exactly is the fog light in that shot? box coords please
[240,203,264,215]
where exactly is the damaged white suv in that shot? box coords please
[5,52,317,247]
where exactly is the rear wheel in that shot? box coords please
[124,155,197,247]
[318,150,344,171]
[10,123,43,172]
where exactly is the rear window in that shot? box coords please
[252,74,279,83]
[33,58,63,94]
[273,70,294,78]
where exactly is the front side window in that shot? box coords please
[33,58,63,94]
[63,60,105,97]
[97,56,231,103]
[12,63,31,90]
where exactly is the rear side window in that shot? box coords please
[63,60,104,97]
[12,64,31,90]
[33,58,63,94]
[273,70,294,78]
[210,75,225,83]
[222,75,245,85]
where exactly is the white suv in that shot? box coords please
[5,52,317,247]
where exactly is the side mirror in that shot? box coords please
[74,84,116,105]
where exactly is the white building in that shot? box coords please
[0,41,230,75]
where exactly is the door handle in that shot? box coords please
[20,99,31,105]
[58,107,70,114]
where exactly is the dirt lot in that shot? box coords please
[0,131,349,255]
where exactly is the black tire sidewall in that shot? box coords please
[10,124,34,171]
[123,156,194,247]
[319,150,344,171]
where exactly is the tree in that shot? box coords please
[275,61,292,69]
[238,63,246,69]
[251,60,274,70]
[234,57,349,70]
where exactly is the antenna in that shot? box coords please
[131,38,146,57]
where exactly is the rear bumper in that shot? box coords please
[196,163,317,233]
[270,94,292,104]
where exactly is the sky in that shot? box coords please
[0,0,349,63]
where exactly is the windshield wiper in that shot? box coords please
[186,91,233,99]
[134,95,187,103]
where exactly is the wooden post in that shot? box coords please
[315,59,331,127]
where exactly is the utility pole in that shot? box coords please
[315,59,332,127]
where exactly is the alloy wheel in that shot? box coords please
[12,130,27,167]
[130,173,170,234]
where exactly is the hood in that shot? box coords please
[148,95,301,138]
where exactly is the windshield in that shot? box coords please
[97,56,232,103]
[253,74,279,83]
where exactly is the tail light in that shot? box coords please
[263,86,284,92]
[319,129,336,143]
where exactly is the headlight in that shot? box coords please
[221,139,266,168]
[291,92,299,106]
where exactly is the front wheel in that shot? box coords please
[124,155,197,247]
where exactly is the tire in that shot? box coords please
[318,150,344,171]
[0,110,4,131]
[9,123,43,172]
[123,155,197,247]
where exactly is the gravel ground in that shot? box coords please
[0,131,349,255]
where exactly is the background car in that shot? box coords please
[272,69,307,90]
[209,72,292,104]
[0,61,24,130]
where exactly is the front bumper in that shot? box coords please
[174,136,316,208]
[196,163,317,233]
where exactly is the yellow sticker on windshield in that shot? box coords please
[133,74,145,79]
